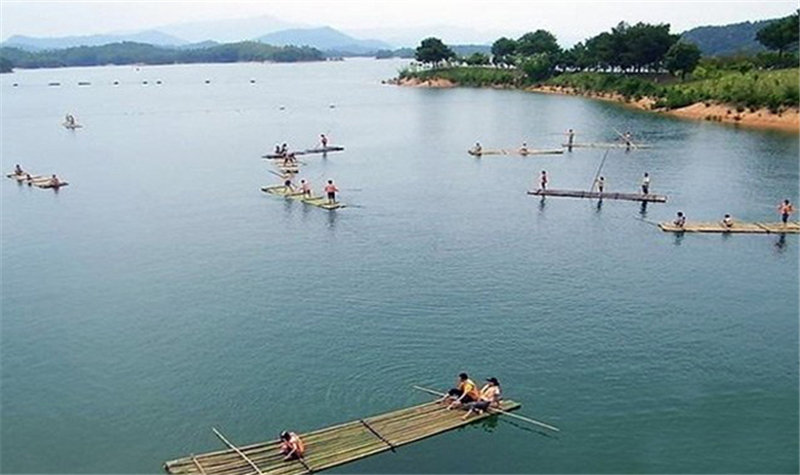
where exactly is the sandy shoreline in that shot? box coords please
[390,78,799,133]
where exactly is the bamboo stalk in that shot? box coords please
[212,427,265,475]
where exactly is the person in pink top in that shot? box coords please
[298,179,312,197]
[324,179,339,204]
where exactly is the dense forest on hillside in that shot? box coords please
[0,41,323,70]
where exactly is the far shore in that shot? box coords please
[390,77,800,133]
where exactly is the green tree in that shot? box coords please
[520,53,553,82]
[491,37,517,66]
[756,12,799,57]
[464,52,490,66]
[665,42,702,79]
[516,30,561,57]
[415,37,455,66]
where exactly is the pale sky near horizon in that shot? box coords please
[0,0,797,43]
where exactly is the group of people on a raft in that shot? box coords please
[276,372,501,464]
[671,199,795,229]
[11,164,62,187]
[277,175,340,204]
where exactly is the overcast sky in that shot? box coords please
[1,0,797,43]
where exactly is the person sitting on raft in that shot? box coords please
[282,173,295,192]
[279,431,305,461]
[298,179,312,197]
[462,377,502,420]
[519,142,529,155]
[13,164,24,176]
[441,372,480,409]
[274,144,282,155]
[324,179,339,204]
[721,214,734,229]
[280,143,288,156]
[471,142,482,155]
[674,211,686,228]
[283,153,297,167]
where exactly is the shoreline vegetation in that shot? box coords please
[0,41,324,71]
[389,68,800,133]
[392,12,799,133]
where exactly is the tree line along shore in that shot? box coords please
[393,13,799,132]
[0,41,324,71]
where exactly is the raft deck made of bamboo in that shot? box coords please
[261,185,344,210]
[561,142,650,149]
[468,148,563,156]
[659,221,799,234]
[164,399,520,475]
[262,146,344,159]
[528,189,667,202]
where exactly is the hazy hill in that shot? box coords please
[157,14,306,43]
[2,30,187,51]
[256,26,391,55]
[680,19,776,56]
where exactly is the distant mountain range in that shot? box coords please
[680,18,777,56]
[3,30,187,51]
[255,27,391,55]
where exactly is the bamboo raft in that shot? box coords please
[164,398,521,475]
[262,146,344,159]
[561,142,650,149]
[468,148,564,156]
[6,172,68,188]
[528,189,667,202]
[659,221,799,234]
[62,122,83,129]
[261,185,344,210]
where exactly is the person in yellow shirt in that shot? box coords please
[441,372,480,409]
[462,377,502,420]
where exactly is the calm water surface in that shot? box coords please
[1,59,798,474]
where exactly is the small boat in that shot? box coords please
[527,189,667,203]
[35,181,69,189]
[63,122,83,129]
[659,221,799,234]
[261,185,344,210]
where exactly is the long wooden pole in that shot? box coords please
[211,427,265,475]
[411,385,560,432]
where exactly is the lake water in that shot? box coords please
[1,59,798,474]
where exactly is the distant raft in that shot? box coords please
[528,189,667,203]
[468,148,564,156]
[261,185,345,210]
[62,122,83,129]
[163,398,521,475]
[561,142,650,149]
[6,172,68,189]
[262,146,344,159]
[659,221,799,234]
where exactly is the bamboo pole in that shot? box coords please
[212,427,265,475]
[411,385,560,432]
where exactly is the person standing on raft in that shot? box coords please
[324,180,339,204]
[298,179,312,198]
[641,173,651,194]
[279,431,305,461]
[595,176,605,193]
[566,129,575,151]
[462,377,502,420]
[538,170,548,191]
[778,199,794,225]
[320,134,328,148]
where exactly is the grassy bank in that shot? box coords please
[546,69,799,112]
[399,66,518,87]
[399,67,799,112]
